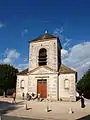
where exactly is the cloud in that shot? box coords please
[21,28,28,37]
[53,28,72,49]
[0,23,4,29]
[61,42,90,80]
[63,38,72,48]
[53,28,90,80]
[24,58,28,62]
[53,27,64,37]
[0,48,28,71]
[3,58,11,64]
[0,59,2,63]
[7,50,20,58]
[61,49,69,60]
[16,63,28,71]
[3,48,9,57]
[3,49,20,64]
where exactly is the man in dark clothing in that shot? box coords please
[80,94,85,108]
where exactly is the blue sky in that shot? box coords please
[0,0,90,79]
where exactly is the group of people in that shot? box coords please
[12,92,37,103]
[22,92,37,101]
[11,91,85,108]
[21,92,86,108]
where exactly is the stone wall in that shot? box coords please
[16,75,28,99]
[59,73,76,101]
[29,38,59,72]
[28,72,58,101]
[16,72,76,101]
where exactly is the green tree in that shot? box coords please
[0,64,18,94]
[76,69,90,98]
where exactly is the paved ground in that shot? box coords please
[0,97,90,120]
[0,96,23,113]
[1,115,41,120]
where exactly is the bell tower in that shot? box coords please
[28,33,62,72]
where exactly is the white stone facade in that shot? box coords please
[16,75,28,99]
[29,38,59,71]
[16,33,77,101]
[28,66,58,101]
[59,73,76,101]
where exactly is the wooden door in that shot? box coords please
[37,79,47,98]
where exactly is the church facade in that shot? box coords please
[16,33,77,101]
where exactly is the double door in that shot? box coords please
[37,79,47,98]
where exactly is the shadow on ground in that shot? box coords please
[1,115,42,120]
[0,101,24,114]
[0,101,13,111]
[76,115,90,120]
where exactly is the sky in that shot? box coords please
[0,0,90,80]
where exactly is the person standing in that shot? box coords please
[80,94,85,108]
[12,91,16,103]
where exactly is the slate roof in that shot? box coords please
[17,68,28,75]
[59,64,76,74]
[17,64,76,75]
[29,33,57,42]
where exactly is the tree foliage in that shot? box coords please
[0,64,18,92]
[76,69,90,98]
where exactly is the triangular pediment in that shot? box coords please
[29,66,56,74]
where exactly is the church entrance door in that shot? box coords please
[37,79,47,98]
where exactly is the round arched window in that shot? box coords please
[38,48,47,66]
[64,79,69,89]
[20,80,24,89]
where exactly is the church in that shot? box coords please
[16,32,77,101]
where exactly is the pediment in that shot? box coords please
[29,66,56,74]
